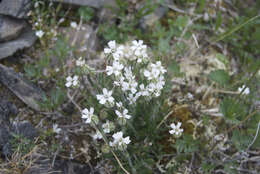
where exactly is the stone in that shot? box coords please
[0,26,37,59]
[0,64,44,111]
[0,99,18,122]
[0,100,17,156]
[0,15,26,42]
[13,121,38,140]
[0,0,32,19]
[52,0,115,8]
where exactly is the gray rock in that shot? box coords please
[0,123,11,147]
[0,100,17,148]
[0,26,37,59]
[0,0,32,19]
[0,100,16,156]
[0,99,18,123]
[52,0,115,8]
[0,64,44,111]
[1,122,38,157]
[13,121,38,140]
[0,15,26,42]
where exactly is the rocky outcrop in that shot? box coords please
[0,15,26,42]
[0,0,31,19]
[0,26,36,59]
[0,0,35,59]
[0,100,38,157]
[0,64,44,111]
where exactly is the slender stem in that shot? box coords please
[247,121,260,150]
[156,110,173,130]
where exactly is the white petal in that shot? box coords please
[104,48,112,54]
[123,136,131,144]
[90,107,94,114]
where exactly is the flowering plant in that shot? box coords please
[66,40,180,173]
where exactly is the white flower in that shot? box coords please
[112,45,125,61]
[76,57,85,67]
[92,130,103,140]
[115,109,131,119]
[138,84,149,96]
[187,93,193,99]
[238,85,250,95]
[65,75,79,87]
[169,122,183,137]
[96,88,114,105]
[122,81,130,91]
[144,62,166,80]
[53,124,61,134]
[109,131,131,150]
[129,80,138,94]
[131,40,147,51]
[70,21,78,29]
[116,102,123,108]
[35,30,44,38]
[82,107,94,124]
[108,40,116,49]
[151,61,167,74]
[113,76,125,86]
[127,93,139,104]
[102,121,112,133]
[130,40,148,63]
[106,61,124,76]
[144,68,159,80]
[124,67,134,80]
[104,40,116,54]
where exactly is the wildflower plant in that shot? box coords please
[65,39,173,173]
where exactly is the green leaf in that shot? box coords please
[175,135,199,153]
[198,0,206,13]
[216,53,229,66]
[202,162,216,174]
[78,6,94,22]
[209,69,230,86]
[175,16,189,29]
[168,59,183,77]
[220,97,248,124]
[24,64,37,78]
[231,130,252,151]
[215,11,222,30]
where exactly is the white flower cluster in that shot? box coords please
[104,40,167,104]
[79,40,167,151]
[169,122,183,137]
